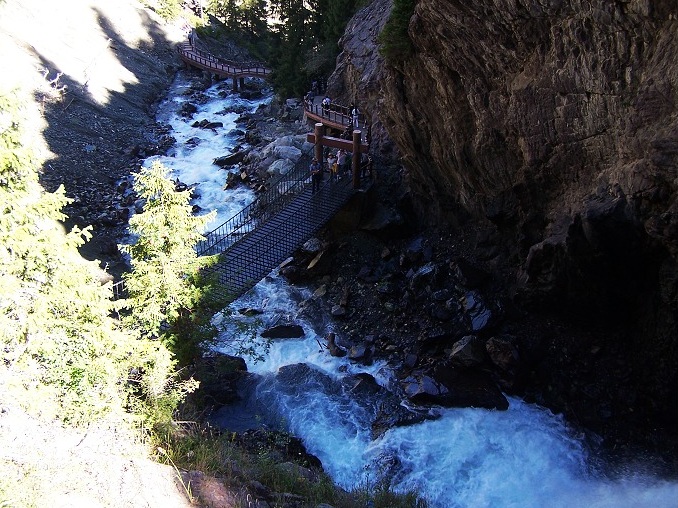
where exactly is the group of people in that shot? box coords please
[327,149,351,182]
[304,89,361,130]
[309,150,374,194]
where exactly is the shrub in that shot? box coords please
[378,0,416,65]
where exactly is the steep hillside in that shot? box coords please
[0,0,184,274]
[0,1,194,506]
[332,0,678,450]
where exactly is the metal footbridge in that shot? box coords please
[111,43,371,302]
[196,158,365,302]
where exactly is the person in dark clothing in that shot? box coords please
[310,157,322,193]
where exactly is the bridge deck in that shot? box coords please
[177,41,271,79]
[203,176,360,301]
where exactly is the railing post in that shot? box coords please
[352,129,361,189]
[314,122,324,164]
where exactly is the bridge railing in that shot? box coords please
[303,100,368,130]
[178,43,271,76]
[183,44,269,74]
[195,156,312,256]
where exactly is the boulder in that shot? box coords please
[461,291,493,332]
[449,335,486,367]
[301,237,323,254]
[348,343,373,365]
[260,323,305,339]
[178,102,197,117]
[326,332,346,357]
[401,372,448,403]
[337,373,434,439]
[213,151,246,167]
[402,366,508,410]
[268,158,295,175]
[486,336,519,373]
[409,262,439,293]
[273,145,302,162]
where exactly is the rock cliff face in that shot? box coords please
[332,1,678,442]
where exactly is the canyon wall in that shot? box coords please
[332,0,677,437]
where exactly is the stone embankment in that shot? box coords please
[326,0,678,463]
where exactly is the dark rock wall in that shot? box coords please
[333,1,678,435]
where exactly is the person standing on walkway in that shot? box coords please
[351,104,360,129]
[336,150,346,180]
[310,157,322,193]
[327,152,337,182]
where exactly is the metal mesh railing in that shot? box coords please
[195,155,313,256]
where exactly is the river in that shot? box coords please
[145,71,678,508]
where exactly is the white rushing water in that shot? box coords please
[152,71,678,508]
[144,72,270,231]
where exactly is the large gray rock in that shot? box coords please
[273,145,302,162]
[268,158,295,175]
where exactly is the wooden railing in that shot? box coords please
[177,40,271,78]
[303,100,369,140]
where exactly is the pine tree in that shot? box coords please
[0,88,182,425]
[120,161,216,340]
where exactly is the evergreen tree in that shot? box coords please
[269,0,313,96]
[0,88,182,425]
[378,0,416,65]
[240,0,269,38]
[209,0,241,29]
[120,161,217,341]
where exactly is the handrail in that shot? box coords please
[177,41,271,77]
[303,100,368,131]
[182,43,267,73]
[113,157,372,300]
[195,156,312,256]
[196,153,373,257]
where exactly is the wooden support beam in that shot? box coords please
[313,123,323,163]
[306,133,369,153]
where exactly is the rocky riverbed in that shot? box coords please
[14,0,676,492]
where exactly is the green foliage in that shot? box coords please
[120,161,216,340]
[203,0,364,97]
[378,0,416,65]
[155,0,182,21]
[0,88,188,429]
[159,428,427,507]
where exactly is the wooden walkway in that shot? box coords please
[110,45,372,302]
[304,99,369,141]
[177,39,271,80]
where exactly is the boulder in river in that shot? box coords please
[214,151,246,167]
[261,323,305,339]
